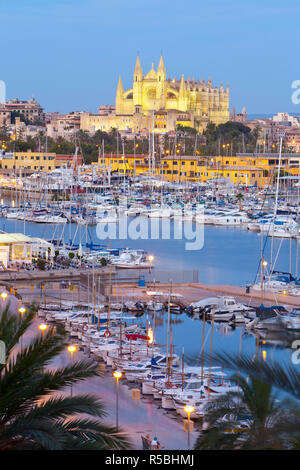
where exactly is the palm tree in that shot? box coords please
[194,350,300,449]
[194,375,294,450]
[236,192,244,211]
[0,303,131,450]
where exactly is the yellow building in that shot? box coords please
[216,153,300,180]
[98,154,153,176]
[159,156,267,186]
[81,56,229,134]
[98,154,268,187]
[0,152,56,172]
[0,152,81,173]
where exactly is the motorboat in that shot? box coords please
[188,296,255,321]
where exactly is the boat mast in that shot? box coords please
[269,137,283,277]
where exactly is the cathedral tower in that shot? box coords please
[157,55,166,109]
[115,75,124,114]
[133,55,143,108]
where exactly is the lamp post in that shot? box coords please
[113,370,122,430]
[184,405,194,450]
[148,255,154,285]
[19,306,26,315]
[38,323,48,372]
[1,292,8,303]
[38,323,48,337]
[67,344,77,396]
[19,306,26,348]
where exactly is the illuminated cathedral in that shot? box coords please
[80,56,230,134]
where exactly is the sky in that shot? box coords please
[0,0,300,115]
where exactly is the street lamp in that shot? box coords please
[19,306,26,315]
[148,255,154,284]
[184,405,194,450]
[19,306,26,348]
[67,344,77,396]
[38,323,48,337]
[1,292,8,301]
[113,370,122,430]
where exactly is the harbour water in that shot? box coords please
[2,215,299,366]
[1,216,298,286]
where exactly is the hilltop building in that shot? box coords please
[81,56,229,134]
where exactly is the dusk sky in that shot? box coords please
[1,0,300,115]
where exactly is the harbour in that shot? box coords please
[1,0,300,453]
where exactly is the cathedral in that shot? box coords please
[80,56,230,134]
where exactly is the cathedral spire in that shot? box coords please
[134,55,142,75]
[179,74,186,94]
[232,104,236,119]
[158,55,166,73]
[116,75,124,95]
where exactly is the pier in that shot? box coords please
[3,265,300,309]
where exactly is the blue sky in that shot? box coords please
[0,0,299,115]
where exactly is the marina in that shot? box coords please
[1,0,300,453]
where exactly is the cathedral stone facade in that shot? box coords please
[80,56,229,134]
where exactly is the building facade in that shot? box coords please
[97,153,268,187]
[0,151,82,174]
[2,98,44,124]
[81,56,230,135]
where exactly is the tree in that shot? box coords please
[236,192,244,211]
[0,304,131,450]
[194,375,294,450]
[100,257,107,266]
[68,252,75,260]
[36,258,46,270]
[196,351,300,449]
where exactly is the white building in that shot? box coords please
[0,233,54,269]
